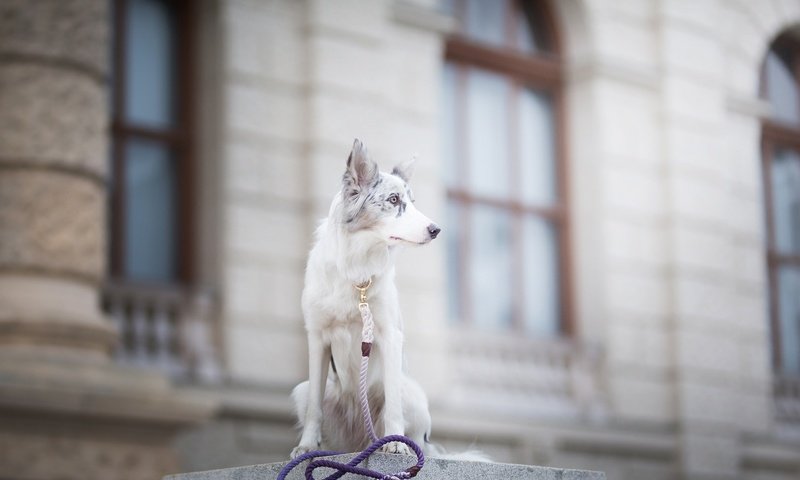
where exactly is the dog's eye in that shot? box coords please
[388,194,399,205]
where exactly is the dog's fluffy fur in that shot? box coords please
[290,139,441,458]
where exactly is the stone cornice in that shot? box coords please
[567,56,661,91]
[725,92,771,119]
[391,1,455,35]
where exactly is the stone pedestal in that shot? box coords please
[0,1,214,479]
[165,453,606,480]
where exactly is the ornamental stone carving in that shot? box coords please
[0,0,108,77]
[0,170,104,280]
[0,64,107,177]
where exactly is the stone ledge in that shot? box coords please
[165,453,606,480]
[0,356,216,426]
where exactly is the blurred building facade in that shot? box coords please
[1,0,800,479]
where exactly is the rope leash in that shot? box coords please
[277,278,425,480]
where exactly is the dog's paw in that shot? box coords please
[380,442,413,456]
[290,444,316,459]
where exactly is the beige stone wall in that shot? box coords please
[217,0,451,397]
[174,0,800,478]
[0,419,177,480]
[0,0,111,352]
[560,0,800,478]
[0,2,213,479]
[217,0,309,387]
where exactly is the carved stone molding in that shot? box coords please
[0,64,107,179]
[0,170,104,281]
[0,0,108,79]
[0,321,116,354]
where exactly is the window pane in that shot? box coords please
[464,0,508,48]
[124,139,178,281]
[445,200,464,323]
[125,0,177,128]
[765,50,800,125]
[777,265,800,374]
[442,62,459,187]
[519,89,556,205]
[440,0,455,16]
[515,6,542,53]
[771,149,800,254]
[469,204,513,330]
[522,216,559,336]
[467,68,511,198]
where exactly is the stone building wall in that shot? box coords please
[2,1,800,479]
[0,1,213,480]
[216,0,450,396]
[180,1,800,479]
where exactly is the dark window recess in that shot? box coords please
[110,0,195,285]
[104,0,220,383]
[762,34,800,378]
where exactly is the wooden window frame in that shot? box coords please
[444,0,574,336]
[761,34,800,374]
[110,0,197,285]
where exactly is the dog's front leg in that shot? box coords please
[291,332,330,458]
[379,327,413,455]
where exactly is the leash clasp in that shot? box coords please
[354,277,372,306]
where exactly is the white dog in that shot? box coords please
[290,139,441,458]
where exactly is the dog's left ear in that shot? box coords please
[391,156,417,183]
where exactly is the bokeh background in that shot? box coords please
[1,0,800,479]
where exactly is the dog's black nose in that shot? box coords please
[427,224,441,239]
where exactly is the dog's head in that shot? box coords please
[341,139,440,246]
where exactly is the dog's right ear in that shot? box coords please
[344,139,379,191]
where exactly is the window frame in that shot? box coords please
[761,34,800,375]
[444,0,574,336]
[110,0,197,285]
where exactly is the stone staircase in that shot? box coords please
[165,453,605,479]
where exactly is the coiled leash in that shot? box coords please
[276,278,425,480]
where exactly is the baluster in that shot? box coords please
[170,305,188,379]
[153,299,174,377]
[131,297,149,367]
[108,294,126,362]
[184,291,221,383]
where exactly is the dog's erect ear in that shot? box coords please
[345,139,379,189]
[391,156,416,183]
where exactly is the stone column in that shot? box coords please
[0,0,115,362]
[0,2,213,479]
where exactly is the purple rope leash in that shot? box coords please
[276,279,425,480]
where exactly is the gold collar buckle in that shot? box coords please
[354,277,372,306]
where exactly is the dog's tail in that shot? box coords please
[424,440,492,463]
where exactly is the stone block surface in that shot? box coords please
[165,453,606,480]
[0,170,104,280]
[0,64,107,175]
[0,0,108,77]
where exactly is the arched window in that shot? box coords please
[762,34,800,376]
[441,0,569,337]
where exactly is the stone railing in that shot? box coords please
[445,330,606,420]
[102,281,222,383]
[775,375,800,423]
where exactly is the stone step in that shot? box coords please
[165,453,606,480]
